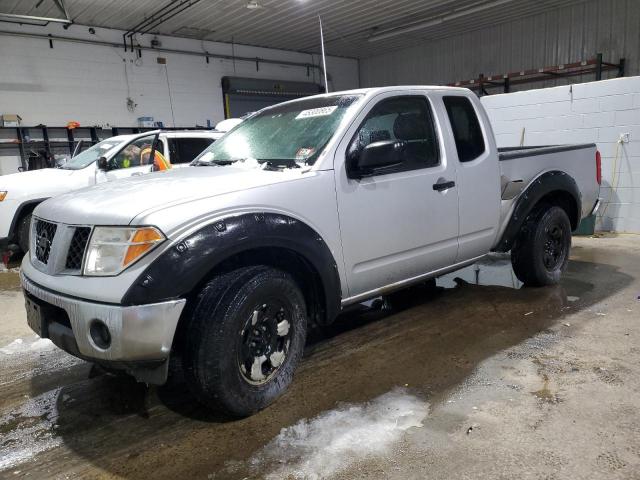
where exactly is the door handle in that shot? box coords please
[433,180,455,191]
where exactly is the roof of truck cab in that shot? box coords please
[261,85,474,110]
[331,85,473,96]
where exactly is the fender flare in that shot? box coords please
[494,171,581,252]
[121,212,342,323]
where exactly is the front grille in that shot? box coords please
[65,227,91,270]
[34,219,57,265]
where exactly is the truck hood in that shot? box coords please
[35,164,306,226]
[0,168,78,201]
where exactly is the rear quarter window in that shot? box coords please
[443,96,486,163]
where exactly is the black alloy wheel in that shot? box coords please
[238,301,293,385]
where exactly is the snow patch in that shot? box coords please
[0,336,55,356]
[29,338,56,352]
[223,157,264,171]
[0,388,62,471]
[0,265,19,273]
[0,339,23,355]
[232,158,299,171]
[251,389,428,480]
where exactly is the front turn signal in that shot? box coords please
[123,228,165,267]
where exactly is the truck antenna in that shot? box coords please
[318,15,329,93]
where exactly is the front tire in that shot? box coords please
[182,266,307,417]
[511,206,572,287]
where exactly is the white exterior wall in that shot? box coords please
[0,23,358,128]
[482,76,640,233]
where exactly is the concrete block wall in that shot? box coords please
[482,76,640,233]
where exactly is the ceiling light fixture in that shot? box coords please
[0,12,72,24]
[368,0,514,42]
[246,0,264,10]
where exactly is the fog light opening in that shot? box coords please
[90,320,111,350]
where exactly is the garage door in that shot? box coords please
[221,77,324,118]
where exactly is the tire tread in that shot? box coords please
[182,265,306,416]
[511,205,571,287]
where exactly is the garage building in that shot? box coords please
[1,1,640,478]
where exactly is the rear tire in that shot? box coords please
[16,213,32,254]
[511,205,572,287]
[182,266,307,417]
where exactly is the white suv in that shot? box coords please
[0,130,224,253]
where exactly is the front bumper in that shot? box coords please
[21,272,186,364]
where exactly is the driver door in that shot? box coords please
[95,134,159,183]
[335,93,459,299]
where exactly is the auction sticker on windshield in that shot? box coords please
[295,106,338,119]
[295,147,316,161]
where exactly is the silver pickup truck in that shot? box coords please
[20,86,601,416]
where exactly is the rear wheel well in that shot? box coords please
[172,247,326,353]
[534,190,580,230]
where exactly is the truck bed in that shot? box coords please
[497,143,599,239]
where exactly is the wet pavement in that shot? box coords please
[1,235,639,479]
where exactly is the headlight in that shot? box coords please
[0,191,7,201]
[83,226,165,276]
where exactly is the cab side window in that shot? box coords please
[111,135,164,170]
[443,96,486,162]
[347,96,439,176]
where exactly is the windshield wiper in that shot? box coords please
[260,159,300,170]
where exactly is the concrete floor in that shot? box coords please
[0,235,639,479]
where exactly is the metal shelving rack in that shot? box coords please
[449,53,626,96]
[0,125,216,171]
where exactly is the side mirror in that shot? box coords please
[96,156,109,171]
[348,140,405,178]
